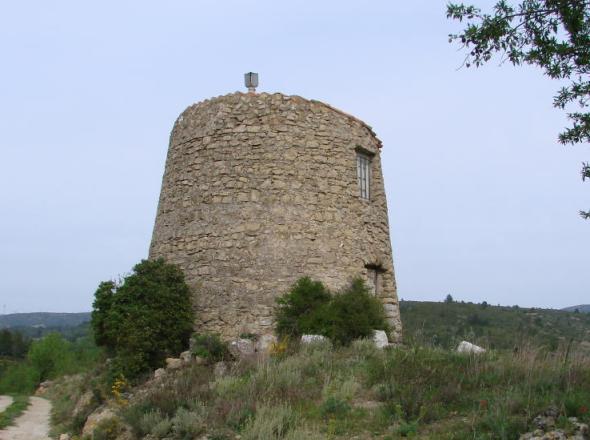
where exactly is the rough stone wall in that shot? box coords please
[149,92,402,341]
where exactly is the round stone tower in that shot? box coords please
[149,91,401,342]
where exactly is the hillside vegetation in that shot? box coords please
[48,339,590,440]
[0,312,90,329]
[400,300,590,352]
[16,273,590,439]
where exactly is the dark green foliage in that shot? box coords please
[191,334,231,362]
[447,0,590,218]
[275,277,331,338]
[0,331,102,394]
[91,281,116,349]
[0,362,39,394]
[91,259,194,379]
[275,277,389,346]
[0,329,30,358]
[28,332,72,381]
[0,396,30,429]
[9,321,94,341]
[325,279,390,346]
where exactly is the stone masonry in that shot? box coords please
[149,91,402,341]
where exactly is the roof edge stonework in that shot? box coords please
[174,92,383,149]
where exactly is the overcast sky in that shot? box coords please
[1,1,588,313]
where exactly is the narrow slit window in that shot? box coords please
[357,152,371,199]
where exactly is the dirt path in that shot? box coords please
[0,397,51,440]
[0,396,13,413]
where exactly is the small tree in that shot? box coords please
[27,332,72,381]
[91,258,194,379]
[444,294,454,304]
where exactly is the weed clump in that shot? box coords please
[190,333,231,363]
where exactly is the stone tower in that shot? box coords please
[149,90,401,342]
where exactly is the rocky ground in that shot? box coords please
[519,407,589,440]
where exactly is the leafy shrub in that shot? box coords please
[0,363,39,394]
[275,277,332,337]
[91,258,194,379]
[275,277,389,346]
[92,281,116,349]
[191,333,230,362]
[0,329,30,358]
[0,332,101,395]
[326,278,390,346]
[27,332,73,381]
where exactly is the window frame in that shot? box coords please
[356,149,373,200]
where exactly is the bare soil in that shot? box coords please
[0,396,13,414]
[0,397,51,440]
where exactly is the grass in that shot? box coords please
[108,339,590,439]
[0,396,30,429]
[42,301,590,439]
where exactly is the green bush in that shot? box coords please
[275,277,331,338]
[0,333,102,396]
[27,332,73,381]
[0,363,39,394]
[275,277,389,346]
[191,334,230,362]
[91,258,194,379]
[326,278,390,346]
[0,329,30,358]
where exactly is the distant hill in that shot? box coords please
[562,304,590,313]
[0,312,91,329]
[400,300,590,351]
